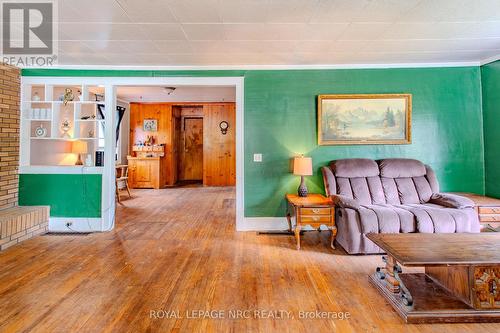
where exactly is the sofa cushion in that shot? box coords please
[395,177,421,204]
[429,193,475,209]
[398,204,474,233]
[321,166,336,196]
[356,204,416,234]
[378,158,426,178]
[331,158,379,178]
[331,195,360,210]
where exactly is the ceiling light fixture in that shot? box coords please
[164,87,176,95]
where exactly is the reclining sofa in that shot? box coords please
[321,158,480,254]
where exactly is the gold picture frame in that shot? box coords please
[317,94,412,145]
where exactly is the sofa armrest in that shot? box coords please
[331,195,361,210]
[429,193,475,209]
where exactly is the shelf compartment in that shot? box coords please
[30,121,52,138]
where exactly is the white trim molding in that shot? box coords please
[25,61,481,71]
[239,217,289,231]
[239,217,331,232]
[480,54,500,66]
[49,217,102,232]
[19,165,104,174]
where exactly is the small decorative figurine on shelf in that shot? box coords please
[88,129,95,138]
[34,124,47,137]
[85,154,93,167]
[32,92,41,101]
[63,88,74,106]
[61,119,71,138]
[144,135,155,146]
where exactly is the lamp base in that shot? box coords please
[75,154,83,165]
[298,176,308,197]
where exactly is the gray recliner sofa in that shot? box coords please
[321,158,480,254]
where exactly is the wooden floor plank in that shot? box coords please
[0,187,498,332]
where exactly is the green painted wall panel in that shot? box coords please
[244,67,484,216]
[19,174,102,217]
[481,60,500,198]
[21,67,485,217]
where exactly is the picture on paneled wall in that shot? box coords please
[143,119,158,132]
[318,94,412,145]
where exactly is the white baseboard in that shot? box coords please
[237,217,289,231]
[238,217,333,232]
[49,217,102,233]
[50,216,324,233]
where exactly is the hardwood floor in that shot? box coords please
[0,187,497,332]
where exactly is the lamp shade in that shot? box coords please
[72,140,88,154]
[293,156,312,176]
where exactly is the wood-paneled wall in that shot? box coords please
[129,102,235,187]
[129,103,173,186]
[203,104,236,186]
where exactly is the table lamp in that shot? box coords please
[72,140,88,165]
[293,156,312,197]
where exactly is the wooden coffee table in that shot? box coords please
[368,233,500,323]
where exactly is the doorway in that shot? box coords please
[110,79,244,231]
[179,117,203,183]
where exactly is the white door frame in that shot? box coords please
[20,76,245,231]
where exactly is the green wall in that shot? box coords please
[21,67,485,218]
[481,60,500,198]
[244,68,484,216]
[19,174,102,217]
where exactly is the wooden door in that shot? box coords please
[171,106,182,185]
[179,117,203,181]
[203,104,236,186]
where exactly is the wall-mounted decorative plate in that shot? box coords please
[34,124,47,137]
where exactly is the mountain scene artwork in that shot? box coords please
[318,94,412,145]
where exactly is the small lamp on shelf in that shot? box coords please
[72,140,88,165]
[293,156,313,197]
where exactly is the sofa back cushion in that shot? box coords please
[378,158,436,204]
[324,158,440,205]
[330,159,386,205]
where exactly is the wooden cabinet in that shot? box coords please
[128,157,161,189]
[285,194,336,250]
[452,192,500,231]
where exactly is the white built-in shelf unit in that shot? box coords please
[21,84,106,169]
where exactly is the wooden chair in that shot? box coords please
[116,164,131,203]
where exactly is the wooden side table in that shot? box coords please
[285,194,336,250]
[452,192,500,231]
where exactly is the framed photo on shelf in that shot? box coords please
[317,94,412,145]
[143,119,158,132]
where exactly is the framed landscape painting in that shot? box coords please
[317,94,412,145]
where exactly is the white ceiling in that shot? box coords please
[116,86,235,102]
[53,0,500,67]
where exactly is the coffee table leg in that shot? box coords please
[375,255,413,306]
[295,225,301,250]
[393,263,414,306]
